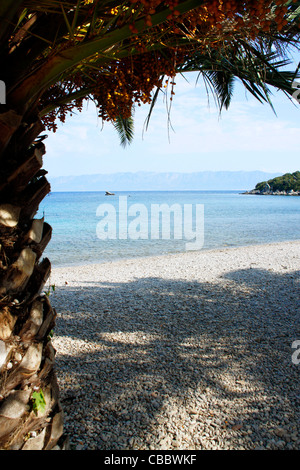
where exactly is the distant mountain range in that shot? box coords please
[48,170,282,192]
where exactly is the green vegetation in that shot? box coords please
[31,390,46,415]
[255,171,300,192]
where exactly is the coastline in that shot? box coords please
[49,238,300,271]
[50,240,300,450]
[242,190,300,196]
[50,238,300,276]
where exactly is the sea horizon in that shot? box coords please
[48,170,284,193]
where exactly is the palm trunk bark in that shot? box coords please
[0,112,66,450]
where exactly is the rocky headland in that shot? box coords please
[243,171,300,196]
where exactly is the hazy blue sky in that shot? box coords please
[44,68,300,179]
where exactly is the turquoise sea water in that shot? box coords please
[38,191,300,268]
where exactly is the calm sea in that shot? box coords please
[37,191,300,268]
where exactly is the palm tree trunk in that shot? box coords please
[0,112,66,450]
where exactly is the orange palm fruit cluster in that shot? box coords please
[41,0,292,130]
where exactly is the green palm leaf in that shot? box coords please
[112,114,134,147]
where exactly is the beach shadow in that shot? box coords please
[50,267,300,450]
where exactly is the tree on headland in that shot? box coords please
[0,0,300,450]
[255,171,300,193]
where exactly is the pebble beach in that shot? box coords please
[50,241,300,450]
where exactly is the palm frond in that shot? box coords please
[177,44,300,115]
[144,85,161,132]
[202,69,235,111]
[112,114,135,147]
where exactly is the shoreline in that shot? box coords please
[50,238,300,272]
[50,240,300,450]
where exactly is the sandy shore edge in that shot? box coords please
[50,239,300,286]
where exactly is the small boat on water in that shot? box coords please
[105,191,115,196]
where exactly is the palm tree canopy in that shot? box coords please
[1,0,300,145]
